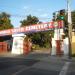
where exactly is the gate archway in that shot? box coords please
[0,21,65,55]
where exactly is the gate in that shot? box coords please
[0,42,8,53]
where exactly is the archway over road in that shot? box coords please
[0,21,63,54]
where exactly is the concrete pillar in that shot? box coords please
[63,37,69,55]
[51,28,64,55]
[51,38,56,55]
[11,33,26,54]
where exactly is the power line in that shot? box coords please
[10,14,51,20]
[10,14,26,18]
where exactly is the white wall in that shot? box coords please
[11,33,26,54]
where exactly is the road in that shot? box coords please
[0,52,75,75]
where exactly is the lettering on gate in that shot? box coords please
[0,21,63,36]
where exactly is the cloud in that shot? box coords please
[36,8,50,18]
[23,6,29,10]
[22,6,32,14]
[37,9,43,12]
[40,13,49,18]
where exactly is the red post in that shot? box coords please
[56,40,61,55]
[23,41,29,54]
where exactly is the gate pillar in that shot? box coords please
[11,33,26,54]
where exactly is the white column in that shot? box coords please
[51,21,64,55]
[11,33,26,54]
[51,38,56,55]
[63,37,69,55]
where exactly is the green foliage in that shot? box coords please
[20,14,53,48]
[63,11,75,36]
[72,11,75,29]
[52,10,75,36]
[32,44,40,50]
[20,15,39,26]
[0,12,13,30]
[28,31,53,48]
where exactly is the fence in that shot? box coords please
[0,42,8,53]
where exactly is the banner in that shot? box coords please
[0,21,63,36]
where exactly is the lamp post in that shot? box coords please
[67,0,72,58]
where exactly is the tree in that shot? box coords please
[52,10,75,36]
[0,12,13,30]
[64,11,75,36]
[27,31,53,48]
[72,11,75,29]
[20,15,52,48]
[20,15,39,26]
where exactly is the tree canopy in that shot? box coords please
[72,11,75,29]
[20,15,39,27]
[20,15,52,48]
[63,11,75,35]
[52,10,75,36]
[0,12,13,30]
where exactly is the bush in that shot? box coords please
[32,44,40,50]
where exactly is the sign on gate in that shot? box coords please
[0,21,63,36]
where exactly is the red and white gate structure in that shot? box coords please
[0,20,69,55]
[0,20,63,36]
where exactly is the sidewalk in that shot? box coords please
[0,52,19,57]
[0,49,50,58]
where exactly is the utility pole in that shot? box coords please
[67,0,72,58]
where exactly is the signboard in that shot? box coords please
[0,21,63,36]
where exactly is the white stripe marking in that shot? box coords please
[59,62,71,75]
[12,66,31,75]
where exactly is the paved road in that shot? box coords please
[0,53,75,75]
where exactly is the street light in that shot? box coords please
[67,0,72,58]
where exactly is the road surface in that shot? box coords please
[0,53,75,75]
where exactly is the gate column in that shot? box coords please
[11,33,26,54]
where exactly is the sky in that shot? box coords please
[0,0,75,28]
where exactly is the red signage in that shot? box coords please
[0,21,63,36]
